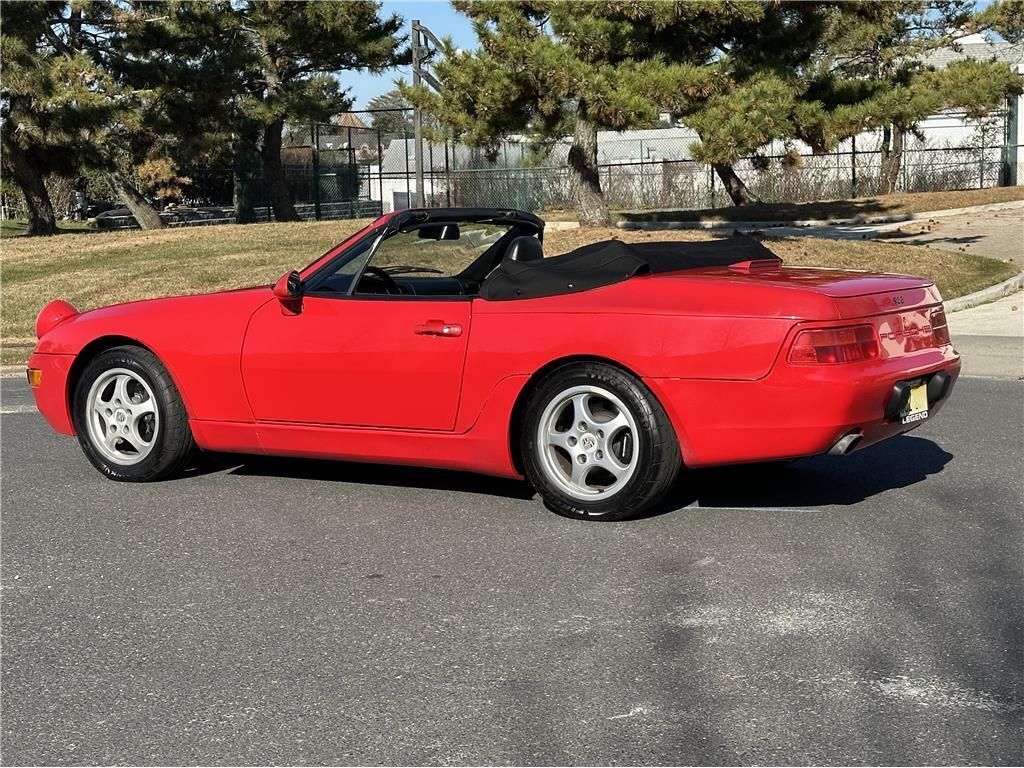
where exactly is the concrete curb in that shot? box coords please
[1,365,26,380]
[945,272,1024,313]
[616,199,1024,231]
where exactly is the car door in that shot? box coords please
[241,294,471,431]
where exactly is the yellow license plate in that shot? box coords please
[902,383,929,424]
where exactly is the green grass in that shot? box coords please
[2,217,1017,366]
[1,219,96,238]
[617,187,1024,224]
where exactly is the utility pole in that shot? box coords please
[412,19,424,206]
[411,19,444,209]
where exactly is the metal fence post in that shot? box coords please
[979,121,987,188]
[428,140,435,206]
[377,128,385,208]
[311,123,321,220]
[404,130,411,207]
[347,125,355,210]
[444,139,451,206]
[851,135,858,198]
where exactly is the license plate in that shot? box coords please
[901,383,929,424]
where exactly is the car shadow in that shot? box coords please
[649,434,953,518]
[223,454,538,500]
[193,434,952,516]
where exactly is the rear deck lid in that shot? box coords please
[729,266,935,298]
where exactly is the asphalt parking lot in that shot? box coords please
[1,375,1022,766]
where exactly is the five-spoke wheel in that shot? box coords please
[537,385,639,499]
[521,362,682,521]
[73,346,195,481]
[85,368,159,465]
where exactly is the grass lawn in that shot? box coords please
[1,219,96,238]
[2,218,1018,366]
[616,186,1024,224]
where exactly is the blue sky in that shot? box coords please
[344,1,476,110]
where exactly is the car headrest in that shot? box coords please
[505,235,544,263]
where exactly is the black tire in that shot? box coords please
[520,362,682,521]
[72,345,196,481]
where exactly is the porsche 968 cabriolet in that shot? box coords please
[28,208,960,520]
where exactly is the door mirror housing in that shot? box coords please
[273,270,303,301]
[273,271,303,314]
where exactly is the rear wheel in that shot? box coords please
[72,346,195,481]
[520,362,681,521]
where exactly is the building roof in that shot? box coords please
[333,112,369,129]
[921,33,1023,68]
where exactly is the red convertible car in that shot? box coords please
[28,207,960,520]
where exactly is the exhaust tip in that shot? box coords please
[828,432,863,456]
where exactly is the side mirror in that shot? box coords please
[273,271,303,310]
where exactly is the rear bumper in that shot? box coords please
[646,346,960,467]
[27,352,76,435]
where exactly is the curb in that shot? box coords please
[616,198,1024,231]
[945,272,1024,313]
[1,365,26,380]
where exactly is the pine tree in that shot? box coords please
[1,2,63,235]
[1,2,173,232]
[671,3,836,205]
[793,1,1023,194]
[115,2,260,222]
[974,0,1024,43]
[367,89,414,136]
[206,1,407,222]
[405,1,843,223]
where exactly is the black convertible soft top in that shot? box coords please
[479,233,780,301]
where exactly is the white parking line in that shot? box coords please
[686,500,819,513]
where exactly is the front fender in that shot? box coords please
[32,288,273,424]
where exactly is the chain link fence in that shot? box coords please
[175,107,1017,219]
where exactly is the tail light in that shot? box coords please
[789,324,880,365]
[930,306,950,346]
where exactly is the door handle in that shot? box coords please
[415,319,463,337]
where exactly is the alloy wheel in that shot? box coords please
[84,368,160,466]
[536,384,640,500]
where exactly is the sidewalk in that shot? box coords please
[761,207,1023,268]
[947,291,1024,379]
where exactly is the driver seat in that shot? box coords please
[505,235,543,262]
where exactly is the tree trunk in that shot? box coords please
[1,139,57,236]
[879,124,903,195]
[261,119,299,222]
[567,105,610,227]
[713,163,762,206]
[233,123,261,224]
[103,169,164,229]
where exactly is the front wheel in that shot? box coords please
[72,345,196,481]
[520,362,682,521]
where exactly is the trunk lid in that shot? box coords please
[692,264,948,359]
[739,266,948,359]
[716,264,937,301]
